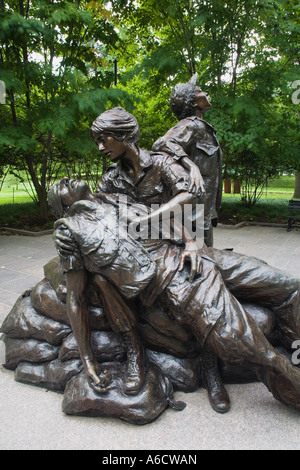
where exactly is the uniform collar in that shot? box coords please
[188,116,217,133]
[138,148,153,169]
[114,148,153,186]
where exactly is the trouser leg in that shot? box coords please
[211,248,300,349]
[93,274,137,333]
[204,227,213,248]
[203,295,300,411]
[93,274,145,395]
[202,226,231,412]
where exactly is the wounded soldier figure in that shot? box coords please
[48,178,156,395]
[48,177,300,412]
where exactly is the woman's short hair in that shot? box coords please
[90,107,140,144]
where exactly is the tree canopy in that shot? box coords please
[0,0,299,214]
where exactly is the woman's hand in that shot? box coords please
[181,156,206,196]
[53,225,75,257]
[178,239,203,282]
[189,165,206,196]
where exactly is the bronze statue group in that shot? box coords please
[47,75,300,416]
[2,74,300,422]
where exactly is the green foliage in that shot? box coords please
[112,0,299,204]
[0,0,299,214]
[219,196,292,224]
[0,0,133,216]
[0,201,38,222]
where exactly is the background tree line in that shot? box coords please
[0,0,299,217]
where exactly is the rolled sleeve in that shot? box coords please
[158,154,191,197]
[153,137,189,162]
[54,222,85,273]
[153,120,197,161]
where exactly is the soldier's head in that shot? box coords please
[48,178,92,218]
[170,74,211,120]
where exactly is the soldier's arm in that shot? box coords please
[153,121,205,196]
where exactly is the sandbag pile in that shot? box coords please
[0,257,200,423]
[0,256,279,424]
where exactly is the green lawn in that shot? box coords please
[268,174,295,190]
[219,175,296,224]
[0,182,35,204]
[0,174,296,205]
[0,174,297,228]
[223,174,295,200]
[0,190,34,204]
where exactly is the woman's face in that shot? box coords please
[95,133,127,162]
[194,86,212,111]
[59,178,91,208]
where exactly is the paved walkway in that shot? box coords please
[0,225,300,450]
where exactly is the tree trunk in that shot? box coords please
[293,170,300,199]
[224,179,231,193]
[233,180,241,193]
[38,191,49,219]
[25,153,49,218]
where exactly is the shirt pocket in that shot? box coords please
[195,140,219,156]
